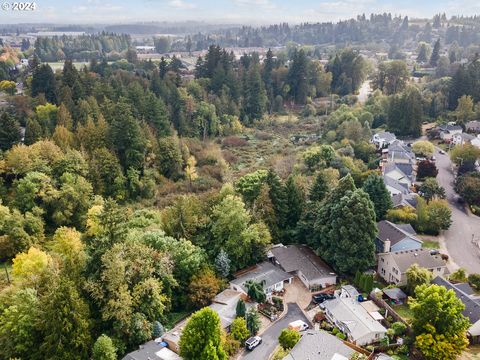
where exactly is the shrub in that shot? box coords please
[222,136,247,147]
[391,322,407,336]
[468,273,480,290]
[336,332,346,340]
[278,329,300,350]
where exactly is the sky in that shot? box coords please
[1,0,480,25]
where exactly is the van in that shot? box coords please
[288,320,309,332]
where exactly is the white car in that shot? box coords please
[245,336,262,350]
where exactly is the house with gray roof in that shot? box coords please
[453,132,476,146]
[375,220,423,253]
[432,276,480,343]
[383,175,411,196]
[122,340,181,360]
[269,244,336,290]
[385,140,415,164]
[283,330,363,360]
[383,162,414,187]
[230,261,292,296]
[372,131,397,148]
[323,297,387,346]
[377,249,448,286]
[391,193,418,209]
[439,124,463,142]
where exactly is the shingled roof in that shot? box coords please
[377,220,422,248]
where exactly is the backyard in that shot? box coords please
[392,304,414,323]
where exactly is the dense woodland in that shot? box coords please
[1,12,480,359]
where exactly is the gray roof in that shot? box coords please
[391,193,418,208]
[380,249,447,273]
[432,276,480,325]
[230,261,292,293]
[283,330,357,360]
[439,124,463,132]
[456,133,476,141]
[377,220,422,248]
[383,176,411,195]
[323,297,387,342]
[122,341,181,360]
[375,131,396,142]
[383,162,413,180]
[383,287,407,301]
[270,244,336,281]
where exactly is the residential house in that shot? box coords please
[385,140,415,165]
[337,285,360,299]
[269,244,336,290]
[122,340,182,360]
[466,120,480,133]
[432,276,480,343]
[283,330,364,360]
[383,162,414,184]
[377,249,448,286]
[372,131,397,148]
[439,124,463,142]
[162,289,248,353]
[323,297,387,346]
[391,193,418,209]
[375,220,423,253]
[230,261,293,296]
[471,135,480,149]
[453,132,476,146]
[383,175,411,196]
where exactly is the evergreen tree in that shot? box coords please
[31,64,57,103]
[243,64,267,123]
[315,176,377,274]
[92,334,117,360]
[153,321,165,338]
[265,169,288,241]
[0,112,21,151]
[236,299,246,318]
[179,307,227,360]
[430,39,441,67]
[310,172,329,202]
[287,49,309,104]
[214,248,231,278]
[362,173,392,220]
[284,175,305,232]
[245,308,261,335]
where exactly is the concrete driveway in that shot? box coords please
[435,147,480,274]
[241,303,311,360]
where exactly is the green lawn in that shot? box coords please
[422,240,440,249]
[393,304,414,322]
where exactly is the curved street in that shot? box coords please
[435,147,480,274]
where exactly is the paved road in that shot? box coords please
[241,303,311,360]
[357,80,372,104]
[435,147,480,274]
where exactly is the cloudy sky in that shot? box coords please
[2,0,480,24]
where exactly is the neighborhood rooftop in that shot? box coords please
[122,340,181,360]
[377,220,422,248]
[324,297,387,342]
[282,330,357,360]
[230,261,291,293]
[381,248,446,273]
[269,244,336,281]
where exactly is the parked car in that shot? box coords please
[288,320,310,332]
[312,293,335,304]
[439,150,446,155]
[245,336,262,350]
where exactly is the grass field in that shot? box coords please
[47,61,91,70]
[422,239,440,249]
[393,304,414,322]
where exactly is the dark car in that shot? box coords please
[312,293,335,304]
[245,336,262,351]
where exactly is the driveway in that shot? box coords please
[241,303,311,360]
[435,147,480,274]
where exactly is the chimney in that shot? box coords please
[384,239,391,253]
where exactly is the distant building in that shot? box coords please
[230,261,293,296]
[323,297,387,346]
[453,132,476,146]
[269,244,337,290]
[377,249,448,286]
[283,330,364,360]
[372,131,397,148]
[432,276,480,343]
[375,220,423,253]
[466,120,480,134]
[439,124,463,142]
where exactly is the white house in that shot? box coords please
[323,297,387,346]
[377,249,448,286]
[453,132,476,146]
[230,261,293,296]
[372,131,396,148]
[269,244,337,290]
